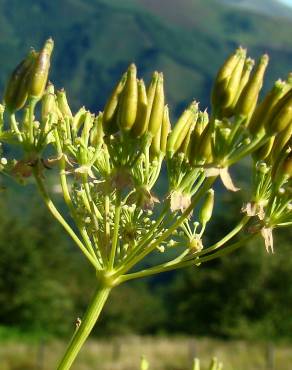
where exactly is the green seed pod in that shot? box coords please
[188,111,209,165]
[281,153,292,178]
[72,106,86,134]
[196,123,213,163]
[236,54,269,122]
[90,112,104,147]
[148,72,165,137]
[131,79,148,137]
[56,89,72,118]
[167,101,198,156]
[160,105,171,154]
[29,38,54,99]
[211,48,243,114]
[41,83,56,123]
[150,124,161,158]
[270,122,292,164]
[103,72,126,133]
[249,79,287,136]
[209,357,219,370]
[199,189,214,225]
[4,49,37,112]
[0,104,4,132]
[252,136,275,161]
[267,95,292,134]
[81,111,94,147]
[118,64,138,131]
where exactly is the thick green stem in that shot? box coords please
[57,284,111,370]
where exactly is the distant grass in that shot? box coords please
[1,336,292,370]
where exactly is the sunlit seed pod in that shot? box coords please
[196,124,213,162]
[72,106,87,133]
[90,112,104,147]
[29,38,54,99]
[188,112,208,165]
[223,49,247,108]
[209,357,219,370]
[131,79,148,137]
[268,96,292,134]
[118,63,138,131]
[249,79,287,136]
[211,47,243,113]
[81,112,94,146]
[160,105,171,153]
[148,72,165,137]
[270,122,292,164]
[199,189,214,226]
[4,49,38,112]
[103,72,126,133]
[150,123,161,158]
[252,136,275,161]
[56,89,72,118]
[167,101,198,155]
[281,153,292,178]
[41,83,56,123]
[236,54,269,123]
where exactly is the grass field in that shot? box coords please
[1,336,291,370]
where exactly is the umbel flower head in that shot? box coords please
[0,40,291,369]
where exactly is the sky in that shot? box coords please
[278,0,292,7]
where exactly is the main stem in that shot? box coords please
[57,284,111,370]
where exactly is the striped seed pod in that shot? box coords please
[249,79,287,136]
[148,72,165,137]
[118,64,138,131]
[167,101,198,156]
[103,72,126,134]
[188,111,209,165]
[131,79,148,137]
[270,123,292,164]
[211,48,243,114]
[252,136,275,161]
[29,38,54,99]
[196,123,213,163]
[150,124,162,158]
[41,83,57,123]
[267,95,292,134]
[4,49,38,112]
[90,112,104,147]
[235,54,269,123]
[56,89,72,118]
[199,189,215,226]
[160,105,171,154]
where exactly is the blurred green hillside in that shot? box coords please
[1,0,292,116]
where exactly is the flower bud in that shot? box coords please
[160,105,171,154]
[131,79,148,137]
[167,101,198,156]
[199,189,214,226]
[148,72,165,137]
[28,38,54,99]
[118,64,138,131]
[103,72,126,134]
[4,49,37,112]
[56,89,72,118]
[236,54,269,123]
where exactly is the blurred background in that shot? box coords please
[0,0,292,369]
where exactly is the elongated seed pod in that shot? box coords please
[223,49,246,108]
[81,111,94,147]
[282,153,292,178]
[160,105,171,153]
[72,106,86,133]
[199,189,214,225]
[4,50,37,112]
[29,38,54,99]
[167,101,198,155]
[268,95,292,134]
[236,54,269,122]
[196,123,213,162]
[148,72,165,137]
[209,357,219,370]
[131,79,148,137]
[90,112,104,147]
[188,111,209,165]
[150,124,161,157]
[103,72,126,133]
[211,48,242,113]
[249,80,287,136]
[118,64,138,131]
[252,136,275,161]
[41,83,57,122]
[270,122,292,164]
[56,89,72,118]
